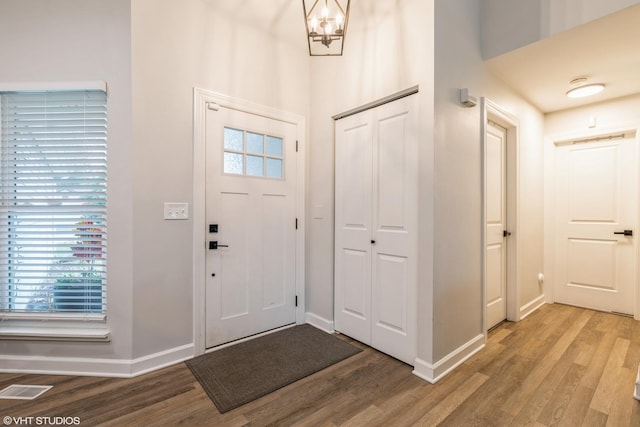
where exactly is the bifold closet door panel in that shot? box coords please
[370,96,418,365]
[334,113,373,345]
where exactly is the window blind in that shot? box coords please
[0,90,107,315]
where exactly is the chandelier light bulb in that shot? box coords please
[336,13,343,28]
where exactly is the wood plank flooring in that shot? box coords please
[1,304,640,426]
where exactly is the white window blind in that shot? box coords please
[0,90,107,316]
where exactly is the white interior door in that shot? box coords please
[205,105,297,348]
[554,134,637,315]
[485,121,508,329]
[334,94,417,365]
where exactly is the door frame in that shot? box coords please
[481,98,520,334]
[544,126,640,320]
[192,87,306,356]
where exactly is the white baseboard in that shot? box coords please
[305,312,335,334]
[412,334,485,384]
[520,295,546,320]
[0,343,194,378]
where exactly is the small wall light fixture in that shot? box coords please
[302,0,350,56]
[459,88,477,108]
[566,78,605,98]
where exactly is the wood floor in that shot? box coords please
[1,304,640,426]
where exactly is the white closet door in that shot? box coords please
[334,112,374,345]
[334,94,418,365]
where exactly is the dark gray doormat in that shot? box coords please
[186,324,361,413]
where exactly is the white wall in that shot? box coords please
[0,0,548,380]
[0,0,309,374]
[483,0,640,59]
[305,0,436,359]
[0,0,135,365]
[306,0,545,371]
[130,0,310,358]
[434,0,545,361]
[543,94,640,305]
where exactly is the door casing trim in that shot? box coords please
[192,87,306,356]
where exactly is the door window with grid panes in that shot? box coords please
[223,127,284,179]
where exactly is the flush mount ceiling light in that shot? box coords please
[566,78,605,98]
[302,0,350,56]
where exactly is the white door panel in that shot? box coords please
[205,106,297,347]
[555,136,636,314]
[485,122,507,329]
[371,98,417,364]
[335,116,373,345]
[335,94,417,365]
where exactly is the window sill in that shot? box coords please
[0,318,110,342]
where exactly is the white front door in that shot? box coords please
[485,121,508,329]
[554,134,637,315]
[205,105,297,348]
[334,94,418,365]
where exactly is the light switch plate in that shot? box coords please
[164,202,189,220]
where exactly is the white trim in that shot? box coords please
[305,312,335,333]
[0,326,110,342]
[192,87,306,356]
[412,334,485,384]
[0,344,194,378]
[519,296,546,320]
[481,98,521,333]
[0,312,106,322]
[0,81,107,93]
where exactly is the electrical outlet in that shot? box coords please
[164,202,189,220]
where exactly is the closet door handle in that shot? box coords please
[614,230,633,236]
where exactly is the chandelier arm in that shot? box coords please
[306,0,321,19]
[332,0,347,16]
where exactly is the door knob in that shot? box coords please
[503,230,512,237]
[614,230,633,236]
[209,241,229,250]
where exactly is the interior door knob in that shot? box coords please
[209,241,229,250]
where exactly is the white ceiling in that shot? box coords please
[485,4,640,113]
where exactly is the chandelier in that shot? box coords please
[302,0,351,56]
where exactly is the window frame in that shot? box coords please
[0,81,110,341]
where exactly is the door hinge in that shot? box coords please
[295,295,298,307]
[296,140,299,152]
[295,218,298,230]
